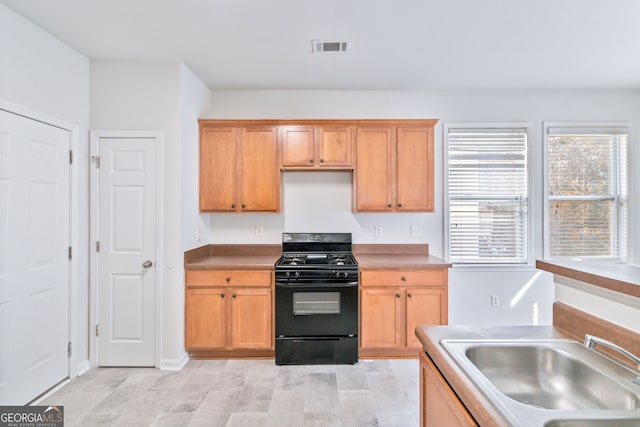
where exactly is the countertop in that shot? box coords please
[184,243,452,270]
[415,324,571,427]
[536,259,640,298]
[184,244,281,270]
[353,243,451,269]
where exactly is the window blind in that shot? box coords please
[546,128,628,259]
[447,128,528,264]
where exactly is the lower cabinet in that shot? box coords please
[420,351,477,427]
[360,269,448,357]
[185,269,273,355]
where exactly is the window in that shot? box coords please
[446,125,529,264]
[544,125,628,260]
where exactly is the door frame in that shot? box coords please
[89,130,164,368]
[0,99,79,380]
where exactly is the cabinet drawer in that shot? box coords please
[361,270,446,287]
[186,270,272,287]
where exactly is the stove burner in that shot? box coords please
[282,255,307,266]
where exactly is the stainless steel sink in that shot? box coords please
[545,418,640,427]
[465,344,639,410]
[441,339,640,426]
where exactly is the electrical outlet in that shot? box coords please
[410,225,422,237]
[491,295,500,307]
[255,225,264,237]
[374,226,383,237]
[196,227,201,242]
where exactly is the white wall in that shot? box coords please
[205,89,640,325]
[0,4,91,376]
[91,60,209,368]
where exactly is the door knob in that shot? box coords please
[142,260,153,268]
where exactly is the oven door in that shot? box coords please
[275,280,358,337]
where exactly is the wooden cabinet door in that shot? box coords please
[230,288,272,349]
[281,126,315,167]
[199,127,238,211]
[239,127,280,211]
[185,288,227,349]
[354,127,394,211]
[421,352,477,427]
[406,288,446,348]
[360,288,403,348]
[396,127,434,212]
[317,126,352,167]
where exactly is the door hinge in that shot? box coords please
[96,241,100,252]
[68,246,72,260]
[67,342,72,358]
[69,150,73,164]
[92,155,100,168]
[95,324,100,337]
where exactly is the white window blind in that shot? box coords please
[545,126,628,260]
[447,127,528,264]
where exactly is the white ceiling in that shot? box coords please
[3,0,640,90]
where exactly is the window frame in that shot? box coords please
[542,122,631,262]
[444,122,534,267]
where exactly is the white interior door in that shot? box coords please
[0,109,70,404]
[97,135,157,367]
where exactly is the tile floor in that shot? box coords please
[37,359,420,427]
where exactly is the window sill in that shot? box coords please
[536,259,640,298]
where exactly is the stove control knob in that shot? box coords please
[285,271,290,278]
[294,271,300,278]
[335,271,349,279]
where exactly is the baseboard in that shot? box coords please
[75,359,90,376]
[160,351,189,371]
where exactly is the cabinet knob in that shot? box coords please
[241,204,246,209]
[408,293,413,298]
[226,277,231,283]
[387,204,392,209]
[220,293,225,298]
[396,293,401,298]
[231,204,235,209]
[232,294,236,299]
[398,203,403,208]
[401,276,406,282]
[320,158,324,163]
[309,159,314,163]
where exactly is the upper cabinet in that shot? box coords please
[198,119,437,214]
[281,125,352,169]
[200,123,280,212]
[353,121,437,212]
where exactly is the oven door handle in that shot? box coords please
[275,280,358,288]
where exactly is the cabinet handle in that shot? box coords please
[231,204,235,209]
[396,293,401,298]
[408,293,413,298]
[226,277,231,283]
[220,293,225,298]
[401,276,406,282]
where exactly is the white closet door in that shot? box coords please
[0,109,70,404]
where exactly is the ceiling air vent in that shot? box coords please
[312,40,349,53]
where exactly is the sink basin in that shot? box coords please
[465,344,640,410]
[441,339,640,426]
[545,419,640,427]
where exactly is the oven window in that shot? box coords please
[293,292,340,315]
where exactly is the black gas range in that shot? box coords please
[275,233,358,365]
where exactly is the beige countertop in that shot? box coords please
[184,243,452,270]
[415,324,571,427]
[184,244,281,270]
